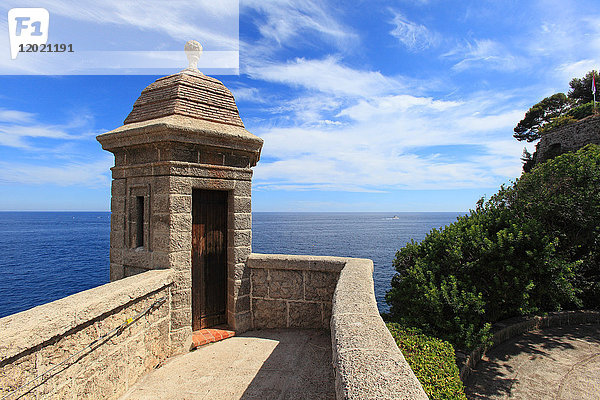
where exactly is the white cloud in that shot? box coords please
[0,125,75,149]
[445,39,525,72]
[0,157,112,187]
[240,1,598,195]
[247,56,404,97]
[475,139,530,178]
[0,105,112,187]
[521,7,600,86]
[240,48,529,192]
[254,140,501,191]
[231,87,266,103]
[454,110,524,133]
[242,0,356,46]
[0,109,93,149]
[237,0,362,77]
[252,90,526,192]
[266,94,342,126]
[317,119,343,126]
[389,10,439,51]
[338,94,461,122]
[555,59,598,84]
[0,109,35,124]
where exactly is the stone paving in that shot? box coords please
[119,329,335,400]
[465,324,600,399]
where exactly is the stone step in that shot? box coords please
[191,327,235,348]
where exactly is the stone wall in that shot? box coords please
[247,254,345,329]
[331,258,428,400]
[0,270,173,400]
[536,114,600,163]
[248,253,428,399]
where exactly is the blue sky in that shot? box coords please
[1,0,599,211]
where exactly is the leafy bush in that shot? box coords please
[566,101,595,120]
[535,103,594,138]
[508,144,600,308]
[386,145,600,350]
[531,102,594,143]
[538,114,576,135]
[387,323,467,400]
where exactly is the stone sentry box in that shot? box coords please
[97,65,263,353]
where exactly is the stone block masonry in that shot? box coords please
[0,253,429,400]
[536,114,600,163]
[247,254,345,329]
[247,253,428,399]
[0,270,173,400]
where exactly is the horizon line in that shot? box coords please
[0,210,468,213]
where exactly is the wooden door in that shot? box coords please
[192,189,228,330]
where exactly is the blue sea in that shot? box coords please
[0,212,462,318]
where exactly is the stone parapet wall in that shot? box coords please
[247,254,345,329]
[248,253,428,400]
[0,270,173,400]
[331,258,428,400]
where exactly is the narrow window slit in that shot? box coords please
[136,196,144,248]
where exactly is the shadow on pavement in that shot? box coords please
[239,330,335,400]
[464,324,600,399]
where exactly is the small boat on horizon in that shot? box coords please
[391,215,400,220]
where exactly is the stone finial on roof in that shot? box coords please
[122,40,244,127]
[184,40,203,73]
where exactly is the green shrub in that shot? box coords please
[508,144,600,308]
[537,102,595,136]
[538,114,576,135]
[386,145,600,350]
[387,323,467,400]
[537,101,596,136]
[567,101,595,120]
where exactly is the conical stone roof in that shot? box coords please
[97,68,263,166]
[123,69,244,128]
